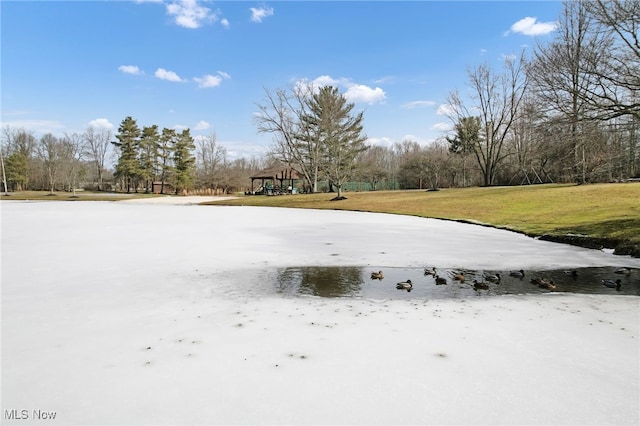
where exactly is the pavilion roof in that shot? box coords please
[250,166,304,180]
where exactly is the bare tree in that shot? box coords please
[508,96,549,184]
[82,126,112,191]
[61,132,85,196]
[356,144,389,190]
[37,133,64,194]
[196,132,226,190]
[423,140,451,190]
[582,0,640,120]
[446,53,529,186]
[530,1,610,183]
[254,85,322,192]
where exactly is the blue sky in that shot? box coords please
[2,1,562,158]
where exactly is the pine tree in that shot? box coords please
[172,129,196,194]
[139,125,160,192]
[157,128,175,195]
[112,117,141,193]
[302,86,367,199]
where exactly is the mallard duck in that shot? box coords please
[485,273,501,283]
[434,275,447,285]
[449,271,465,282]
[472,280,489,290]
[424,267,437,276]
[396,280,413,292]
[370,270,384,280]
[614,267,631,276]
[602,279,622,290]
[536,278,556,290]
[509,269,525,278]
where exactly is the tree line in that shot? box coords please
[259,0,638,190]
[0,120,268,195]
[2,0,638,194]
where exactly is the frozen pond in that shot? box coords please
[2,200,639,425]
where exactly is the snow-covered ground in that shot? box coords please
[2,199,639,425]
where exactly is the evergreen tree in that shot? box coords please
[157,128,175,194]
[3,128,36,191]
[172,129,196,194]
[112,117,141,193]
[302,86,367,199]
[446,116,482,187]
[139,125,160,192]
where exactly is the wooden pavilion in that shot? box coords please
[249,166,304,195]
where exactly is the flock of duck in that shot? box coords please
[369,266,632,293]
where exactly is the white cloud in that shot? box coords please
[0,119,64,135]
[402,100,436,109]
[193,71,230,88]
[88,118,114,130]
[344,84,386,105]
[220,18,230,28]
[374,75,396,84]
[309,75,340,88]
[194,74,222,88]
[509,17,557,36]
[250,6,274,23]
[436,103,456,116]
[296,75,386,105]
[166,0,217,29]
[155,68,184,82]
[432,122,452,132]
[118,65,143,75]
[194,120,210,131]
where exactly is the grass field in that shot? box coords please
[205,183,640,256]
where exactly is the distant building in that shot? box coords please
[249,166,304,195]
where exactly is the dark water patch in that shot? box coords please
[275,266,639,299]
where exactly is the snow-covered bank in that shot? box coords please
[1,201,639,425]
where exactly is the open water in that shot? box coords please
[274,266,639,299]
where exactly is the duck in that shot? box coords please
[472,280,489,290]
[485,273,501,283]
[370,270,384,280]
[509,269,525,278]
[564,270,579,278]
[424,267,437,276]
[396,280,413,292]
[434,275,447,285]
[614,267,631,276]
[602,279,622,290]
[450,271,466,282]
[536,278,556,290]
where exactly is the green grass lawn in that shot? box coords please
[206,183,640,256]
